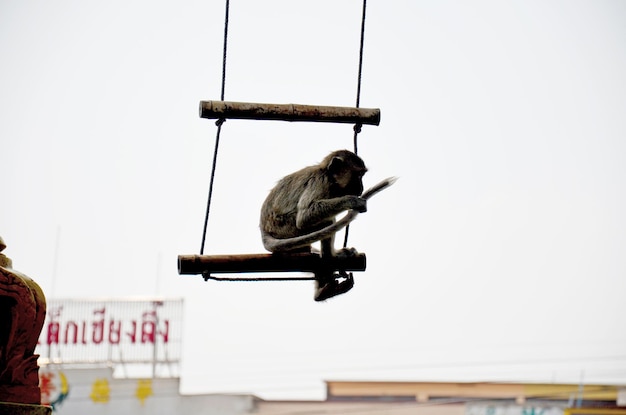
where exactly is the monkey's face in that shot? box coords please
[326,151,367,196]
[335,167,366,196]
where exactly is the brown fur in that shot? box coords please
[260,150,397,301]
[260,150,367,256]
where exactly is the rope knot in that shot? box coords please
[215,118,226,127]
[353,123,362,134]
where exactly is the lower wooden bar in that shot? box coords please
[178,252,366,275]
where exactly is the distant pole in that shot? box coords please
[48,226,61,363]
[51,225,61,297]
[155,252,163,296]
[152,301,158,379]
[576,370,585,407]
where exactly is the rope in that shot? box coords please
[200,0,230,255]
[352,0,367,155]
[203,273,316,282]
[219,0,230,102]
[344,0,368,249]
[199,0,369,258]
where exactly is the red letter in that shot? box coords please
[158,320,170,343]
[64,321,78,344]
[109,320,121,344]
[92,308,105,344]
[141,311,156,344]
[126,321,137,344]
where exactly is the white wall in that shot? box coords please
[39,367,255,415]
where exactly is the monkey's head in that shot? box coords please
[324,150,367,197]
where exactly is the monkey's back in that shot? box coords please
[260,165,328,240]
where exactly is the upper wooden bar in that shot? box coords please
[199,100,380,125]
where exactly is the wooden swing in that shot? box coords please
[178,0,382,282]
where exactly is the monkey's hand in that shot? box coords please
[348,196,367,213]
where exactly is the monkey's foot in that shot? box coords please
[335,247,359,258]
[314,272,354,302]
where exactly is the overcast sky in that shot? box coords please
[2,0,625,400]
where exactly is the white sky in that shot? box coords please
[2,0,625,400]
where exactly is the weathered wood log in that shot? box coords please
[178,252,366,275]
[199,101,380,125]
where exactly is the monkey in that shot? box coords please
[260,149,395,301]
[260,149,367,301]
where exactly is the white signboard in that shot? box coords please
[36,298,183,364]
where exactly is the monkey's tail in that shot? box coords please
[361,176,398,199]
[262,177,397,252]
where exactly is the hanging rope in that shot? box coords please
[200,0,230,255]
[199,0,369,257]
[352,0,367,156]
[203,274,316,282]
[344,0,368,249]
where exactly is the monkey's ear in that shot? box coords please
[327,156,345,174]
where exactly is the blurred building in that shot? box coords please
[256,381,626,415]
[35,298,626,415]
[38,366,254,415]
